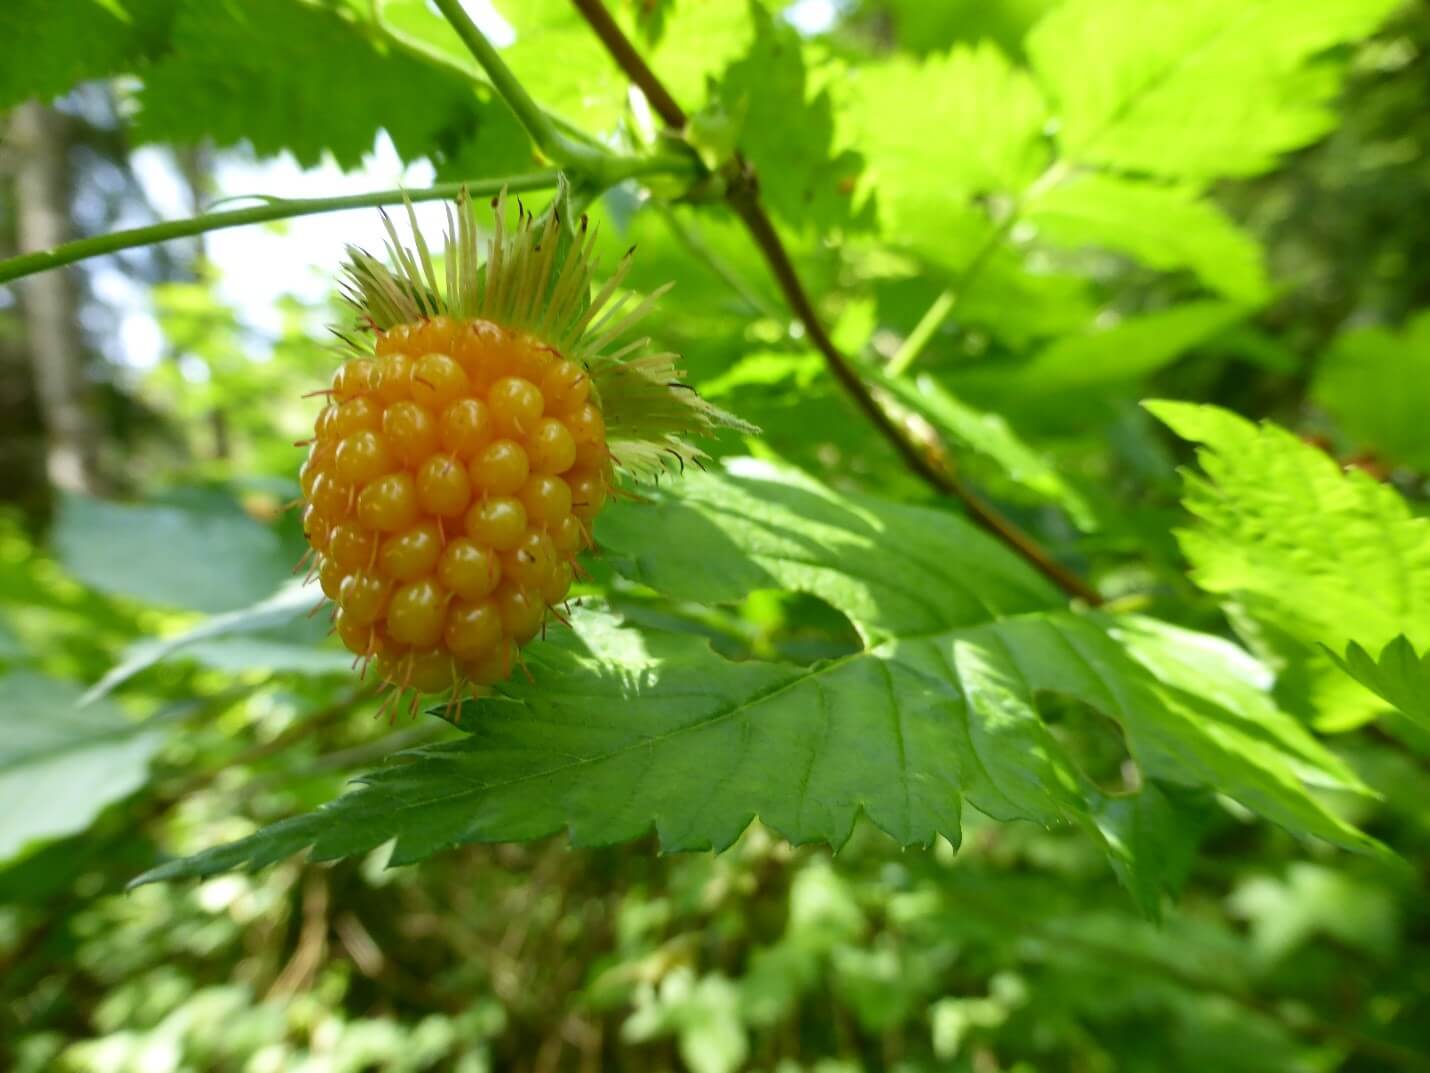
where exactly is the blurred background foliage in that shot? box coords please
[1,0,1429,1071]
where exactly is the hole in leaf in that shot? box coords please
[1036,691,1141,796]
[607,584,863,666]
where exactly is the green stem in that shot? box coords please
[370,9,602,156]
[0,171,562,285]
[886,219,1011,377]
[886,162,1071,377]
[430,0,615,180]
[570,0,1102,606]
[886,287,958,376]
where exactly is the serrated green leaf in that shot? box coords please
[596,462,1063,643]
[1026,0,1402,180]
[1312,311,1430,472]
[0,0,175,109]
[841,41,1047,253]
[895,613,1373,845]
[1148,401,1430,656]
[1149,400,1430,730]
[1028,173,1269,303]
[134,0,526,171]
[1328,637,1430,733]
[134,612,966,879]
[711,2,866,231]
[135,600,1376,888]
[0,673,170,861]
[137,469,1376,890]
[1089,781,1210,919]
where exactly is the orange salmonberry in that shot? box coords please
[299,319,606,709]
[302,190,753,717]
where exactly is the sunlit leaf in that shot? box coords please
[1027,0,1402,179]
[1150,400,1430,729]
[841,41,1046,253]
[1328,636,1430,733]
[710,2,866,231]
[1148,401,1430,656]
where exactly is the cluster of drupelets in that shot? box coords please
[297,315,609,718]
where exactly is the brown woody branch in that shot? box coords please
[570,0,1100,605]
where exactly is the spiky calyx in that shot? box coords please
[341,185,753,479]
[300,187,752,711]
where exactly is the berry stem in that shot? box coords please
[430,0,693,191]
[430,0,600,174]
[569,0,1103,607]
[887,162,1070,377]
[0,151,690,286]
[884,285,961,379]
[0,172,554,285]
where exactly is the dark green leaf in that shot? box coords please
[0,0,175,109]
[137,471,1375,888]
[134,0,527,171]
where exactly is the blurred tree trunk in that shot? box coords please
[9,101,103,495]
[176,141,231,461]
[0,284,48,516]
[0,115,52,517]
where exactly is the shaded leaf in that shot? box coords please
[1029,173,1269,303]
[596,462,1063,643]
[0,0,175,109]
[82,581,320,702]
[1089,781,1211,918]
[1004,302,1245,393]
[54,489,293,615]
[866,368,1097,530]
[0,673,170,861]
[1312,311,1430,472]
[134,0,524,170]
